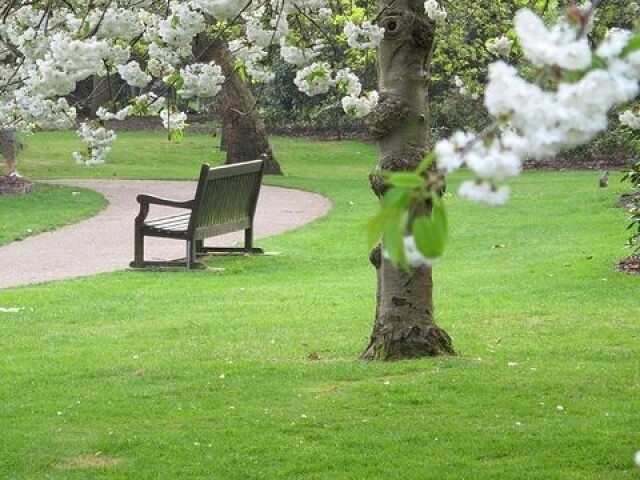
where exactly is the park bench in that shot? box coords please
[130,160,264,269]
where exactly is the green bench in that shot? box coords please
[130,160,264,269]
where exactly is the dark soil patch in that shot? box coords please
[266,124,370,141]
[617,255,640,274]
[618,192,640,209]
[524,146,632,171]
[0,176,35,196]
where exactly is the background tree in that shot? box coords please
[0,129,18,176]
[194,34,282,175]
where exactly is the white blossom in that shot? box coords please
[341,91,379,118]
[597,29,633,59]
[435,131,476,173]
[96,106,133,121]
[280,38,323,66]
[458,181,510,206]
[160,109,188,134]
[178,62,225,98]
[335,68,362,96]
[486,35,513,57]
[424,0,447,23]
[515,9,591,70]
[243,6,288,48]
[620,109,640,130]
[344,21,384,50]
[190,0,250,20]
[117,61,151,88]
[294,62,332,96]
[73,123,116,166]
[402,236,436,267]
[158,4,206,57]
[90,8,144,42]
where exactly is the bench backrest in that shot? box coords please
[188,160,264,238]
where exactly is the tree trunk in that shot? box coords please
[0,129,18,174]
[194,35,282,175]
[90,75,124,119]
[361,0,454,360]
[218,100,229,152]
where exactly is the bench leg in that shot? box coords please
[195,239,205,254]
[130,228,145,268]
[186,240,197,270]
[244,228,254,252]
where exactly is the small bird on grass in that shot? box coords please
[599,170,609,188]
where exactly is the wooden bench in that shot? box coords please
[130,160,264,269]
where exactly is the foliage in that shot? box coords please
[258,62,367,136]
[429,90,490,139]
[621,134,640,253]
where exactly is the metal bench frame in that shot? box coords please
[130,160,264,269]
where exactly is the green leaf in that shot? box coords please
[432,197,449,241]
[367,208,393,250]
[235,59,248,82]
[165,72,184,90]
[387,173,425,189]
[412,200,449,259]
[383,210,408,267]
[417,152,437,174]
[381,188,411,209]
[622,34,640,56]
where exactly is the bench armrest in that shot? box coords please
[134,194,195,225]
[137,194,194,209]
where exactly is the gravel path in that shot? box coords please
[0,180,331,289]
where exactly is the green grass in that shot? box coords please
[0,184,107,245]
[1,131,639,479]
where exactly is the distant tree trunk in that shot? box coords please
[90,75,116,119]
[218,101,229,152]
[0,129,18,174]
[194,35,282,175]
[361,0,454,360]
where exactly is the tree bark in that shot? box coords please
[0,129,18,174]
[194,35,282,175]
[361,0,454,360]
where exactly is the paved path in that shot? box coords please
[0,180,331,289]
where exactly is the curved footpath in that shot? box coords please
[0,180,332,289]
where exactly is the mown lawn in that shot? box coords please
[1,131,638,479]
[0,184,106,246]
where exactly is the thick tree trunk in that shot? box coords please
[219,109,228,152]
[361,0,454,360]
[194,35,282,175]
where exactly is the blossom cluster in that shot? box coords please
[294,63,379,118]
[344,21,385,50]
[73,123,117,166]
[435,10,640,206]
[620,109,640,130]
[424,0,447,24]
[178,62,225,98]
[160,109,188,137]
[486,35,513,57]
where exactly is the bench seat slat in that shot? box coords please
[146,213,191,230]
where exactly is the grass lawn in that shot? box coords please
[1,131,639,479]
[0,185,107,246]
